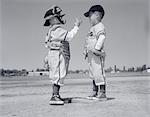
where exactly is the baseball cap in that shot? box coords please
[84,5,105,19]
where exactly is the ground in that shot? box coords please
[0,74,150,117]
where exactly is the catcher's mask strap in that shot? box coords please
[64,31,68,41]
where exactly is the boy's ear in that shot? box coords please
[98,12,102,18]
[98,12,103,19]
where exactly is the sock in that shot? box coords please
[52,84,60,96]
[100,85,106,93]
[93,80,98,92]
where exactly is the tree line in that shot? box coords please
[0,64,149,77]
[0,69,28,77]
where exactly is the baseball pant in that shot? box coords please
[88,52,106,86]
[47,50,69,86]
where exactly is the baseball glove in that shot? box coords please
[92,49,106,57]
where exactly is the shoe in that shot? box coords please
[86,91,98,100]
[49,95,64,105]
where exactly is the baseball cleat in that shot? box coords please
[86,91,98,100]
[49,95,64,105]
[96,92,107,101]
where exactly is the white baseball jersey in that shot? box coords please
[85,22,106,54]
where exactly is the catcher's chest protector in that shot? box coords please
[61,40,70,60]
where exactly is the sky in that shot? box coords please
[0,0,149,71]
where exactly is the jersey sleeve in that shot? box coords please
[66,26,79,41]
[95,23,106,38]
[51,27,68,41]
[50,25,79,42]
[94,23,106,50]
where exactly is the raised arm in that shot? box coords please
[48,19,81,42]
[66,18,82,41]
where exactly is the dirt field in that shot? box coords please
[0,74,150,117]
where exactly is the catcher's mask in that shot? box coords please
[44,5,66,26]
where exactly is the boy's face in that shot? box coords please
[89,11,102,26]
[49,17,61,25]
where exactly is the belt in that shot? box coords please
[50,49,60,51]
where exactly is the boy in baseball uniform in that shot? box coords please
[43,5,81,105]
[84,5,107,100]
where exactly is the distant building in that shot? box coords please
[146,68,150,73]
